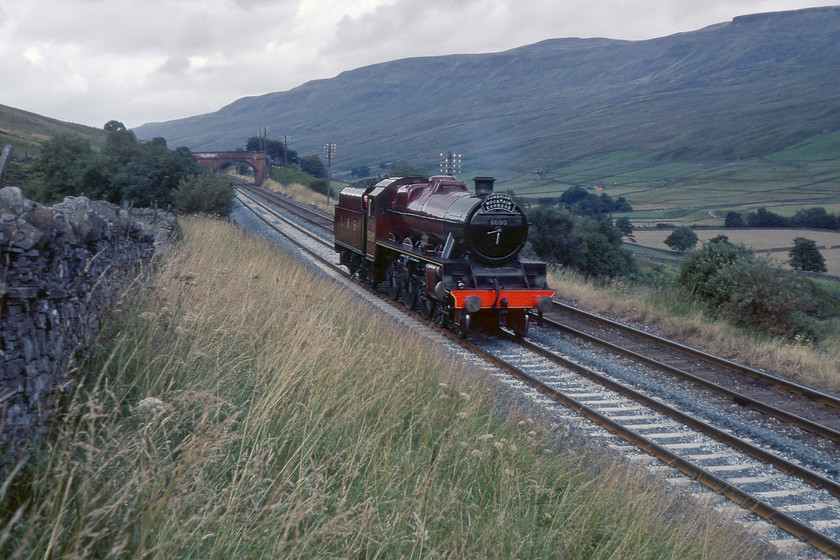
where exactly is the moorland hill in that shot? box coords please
[133,7,840,175]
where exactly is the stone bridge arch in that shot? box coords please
[193,151,268,184]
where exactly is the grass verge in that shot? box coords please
[548,269,840,393]
[262,170,338,214]
[1,217,770,559]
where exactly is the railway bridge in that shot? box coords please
[193,151,268,184]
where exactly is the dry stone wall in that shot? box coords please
[1,187,177,472]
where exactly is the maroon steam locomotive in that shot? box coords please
[334,175,554,337]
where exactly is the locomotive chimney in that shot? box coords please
[473,176,496,197]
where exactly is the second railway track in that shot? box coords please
[539,302,840,447]
[233,180,840,558]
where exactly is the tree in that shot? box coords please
[724,211,745,228]
[557,186,632,216]
[718,258,829,342]
[613,196,632,212]
[34,128,198,206]
[678,238,755,306]
[615,216,634,239]
[35,133,111,201]
[559,186,589,205]
[790,207,837,230]
[173,172,234,216]
[789,237,827,272]
[300,155,326,178]
[104,127,140,165]
[746,207,787,227]
[526,207,635,278]
[677,237,838,341]
[664,226,698,252]
[527,207,577,265]
[103,120,127,132]
[572,217,636,277]
[106,133,198,207]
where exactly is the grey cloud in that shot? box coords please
[2,0,834,129]
[231,0,299,9]
[156,56,191,75]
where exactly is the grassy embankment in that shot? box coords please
[1,217,769,559]
[263,168,340,214]
[547,269,840,393]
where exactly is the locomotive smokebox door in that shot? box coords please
[466,191,528,264]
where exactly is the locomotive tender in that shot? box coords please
[334,175,554,337]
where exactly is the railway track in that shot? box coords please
[539,303,840,446]
[233,177,333,233]
[232,180,840,558]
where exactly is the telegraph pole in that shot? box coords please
[440,152,462,176]
[282,135,290,188]
[258,126,268,152]
[324,142,336,205]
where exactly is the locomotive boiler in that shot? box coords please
[334,175,553,337]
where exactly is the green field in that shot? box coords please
[503,131,840,228]
[630,228,840,277]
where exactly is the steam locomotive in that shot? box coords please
[334,175,554,337]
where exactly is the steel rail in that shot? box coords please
[234,180,334,232]
[235,185,840,557]
[239,178,840,435]
[508,332,840,499]
[550,300,840,407]
[235,189,333,249]
[540,314,840,444]
[470,335,840,558]
[239,181,840,443]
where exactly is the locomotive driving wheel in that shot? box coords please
[417,283,435,319]
[386,258,402,301]
[402,271,419,310]
[432,303,449,329]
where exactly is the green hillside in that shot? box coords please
[135,7,840,180]
[0,104,107,157]
[504,133,840,226]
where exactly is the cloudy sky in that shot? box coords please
[1,0,835,130]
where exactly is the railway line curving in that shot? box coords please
[232,179,840,558]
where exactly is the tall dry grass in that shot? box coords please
[247,173,335,215]
[1,217,770,559]
[549,269,840,393]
